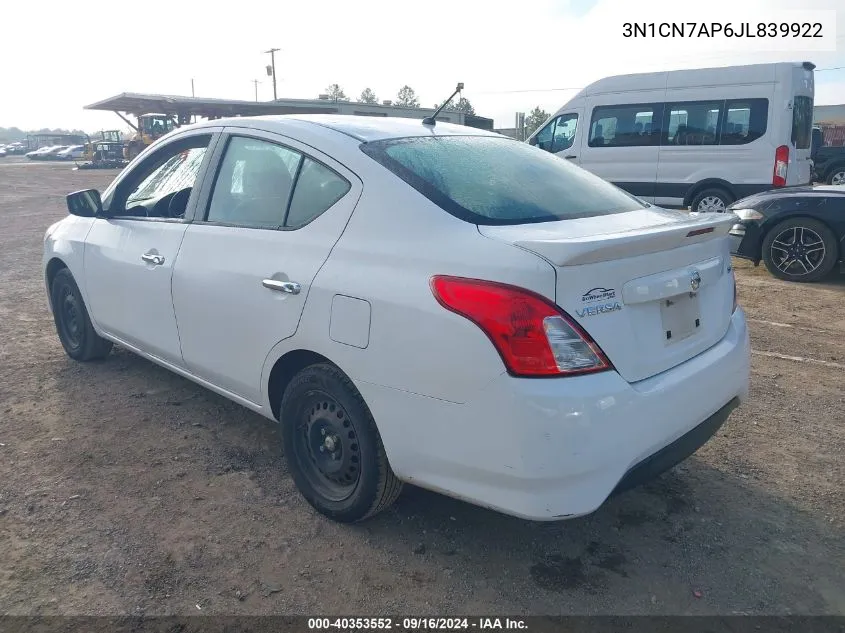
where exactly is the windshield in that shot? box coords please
[360,135,645,225]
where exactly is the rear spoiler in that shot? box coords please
[507,213,737,267]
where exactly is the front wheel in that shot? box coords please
[280,363,403,522]
[761,217,838,282]
[51,268,113,360]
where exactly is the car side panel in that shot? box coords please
[260,173,558,412]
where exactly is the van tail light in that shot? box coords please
[430,276,612,377]
[773,145,789,187]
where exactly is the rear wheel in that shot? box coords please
[691,188,733,213]
[827,165,845,186]
[280,363,402,522]
[761,217,838,283]
[51,268,112,360]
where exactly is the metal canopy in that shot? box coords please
[83,92,339,118]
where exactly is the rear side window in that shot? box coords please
[589,104,663,147]
[721,99,768,145]
[792,96,813,150]
[286,158,351,228]
[206,136,350,229]
[360,135,646,226]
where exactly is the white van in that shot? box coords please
[528,62,815,212]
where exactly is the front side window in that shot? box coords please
[109,134,212,218]
[127,147,207,207]
[533,114,578,153]
[589,104,662,147]
[664,101,721,146]
[551,114,578,152]
[791,96,812,150]
[722,99,768,146]
[361,135,646,226]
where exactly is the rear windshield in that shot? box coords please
[360,135,646,225]
[792,96,813,150]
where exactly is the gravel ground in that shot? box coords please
[0,160,843,616]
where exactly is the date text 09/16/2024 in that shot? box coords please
[307,617,528,631]
[622,22,824,38]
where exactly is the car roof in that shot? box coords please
[191,113,501,143]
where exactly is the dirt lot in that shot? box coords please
[0,160,843,616]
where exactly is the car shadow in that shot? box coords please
[42,348,845,615]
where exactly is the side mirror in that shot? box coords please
[528,135,538,146]
[66,189,103,217]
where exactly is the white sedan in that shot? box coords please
[43,115,750,523]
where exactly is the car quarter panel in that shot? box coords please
[355,308,749,518]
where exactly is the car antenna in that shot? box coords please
[422,83,464,126]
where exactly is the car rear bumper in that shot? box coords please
[361,309,750,521]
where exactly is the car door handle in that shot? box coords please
[141,253,165,266]
[262,279,301,294]
[564,155,577,160]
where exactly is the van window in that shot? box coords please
[589,104,662,147]
[664,101,721,146]
[721,99,768,145]
[532,114,578,153]
[791,96,813,150]
[551,114,578,152]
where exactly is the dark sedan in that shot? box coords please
[723,185,845,283]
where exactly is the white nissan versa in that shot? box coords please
[43,115,750,523]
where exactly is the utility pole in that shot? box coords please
[191,78,195,97]
[263,48,280,100]
[252,79,260,102]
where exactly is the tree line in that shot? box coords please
[323,84,476,115]
[0,126,88,143]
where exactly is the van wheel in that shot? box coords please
[280,363,403,523]
[51,268,113,361]
[691,188,732,213]
[827,165,845,186]
[761,217,838,283]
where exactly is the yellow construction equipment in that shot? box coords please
[124,114,177,160]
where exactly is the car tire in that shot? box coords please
[761,217,838,283]
[280,363,403,523]
[690,188,733,213]
[827,165,845,186]
[50,268,113,361]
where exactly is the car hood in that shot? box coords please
[729,185,845,210]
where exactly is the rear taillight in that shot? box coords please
[773,145,789,187]
[430,276,612,377]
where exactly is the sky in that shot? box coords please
[0,0,843,132]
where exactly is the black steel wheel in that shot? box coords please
[50,268,112,361]
[280,363,402,522]
[761,217,838,283]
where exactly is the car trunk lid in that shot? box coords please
[478,207,737,383]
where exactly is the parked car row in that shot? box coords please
[24,145,86,161]
[0,141,28,156]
